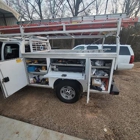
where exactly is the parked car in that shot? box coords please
[72,44,134,70]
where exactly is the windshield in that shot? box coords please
[103,46,116,52]
[103,46,130,55]
[74,46,84,50]
[87,46,98,50]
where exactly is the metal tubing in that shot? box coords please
[115,18,122,69]
[0,28,118,37]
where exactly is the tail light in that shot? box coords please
[129,55,134,64]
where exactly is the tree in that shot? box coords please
[104,0,109,14]
[27,0,44,19]
[17,0,37,20]
[3,0,39,20]
[94,0,104,15]
[122,0,140,17]
[3,0,140,20]
[66,0,96,16]
[45,0,66,18]
[111,0,118,14]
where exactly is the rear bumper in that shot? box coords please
[110,81,119,95]
[117,63,134,70]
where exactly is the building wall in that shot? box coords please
[0,17,17,26]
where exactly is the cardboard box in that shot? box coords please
[92,78,102,86]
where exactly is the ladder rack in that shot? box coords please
[0,13,139,39]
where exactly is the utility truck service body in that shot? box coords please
[0,14,138,103]
[0,40,117,103]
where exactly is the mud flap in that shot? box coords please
[110,80,119,95]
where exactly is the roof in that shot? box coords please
[0,0,20,19]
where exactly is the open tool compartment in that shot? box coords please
[25,58,49,87]
[86,57,115,103]
[50,58,85,73]
[41,58,86,80]
[90,59,112,92]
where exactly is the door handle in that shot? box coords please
[2,77,10,83]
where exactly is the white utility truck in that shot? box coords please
[0,14,138,103]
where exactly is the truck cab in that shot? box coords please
[0,41,21,61]
[0,40,51,61]
[0,40,51,99]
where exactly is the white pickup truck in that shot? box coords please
[72,44,134,70]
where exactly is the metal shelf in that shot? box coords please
[28,83,50,88]
[29,72,47,75]
[91,75,109,78]
[91,66,110,69]
[27,64,47,66]
[51,63,85,67]
[44,71,85,80]
[90,89,108,93]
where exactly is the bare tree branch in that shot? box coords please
[78,0,95,14]
[27,0,40,16]
[105,0,109,14]
[66,0,75,16]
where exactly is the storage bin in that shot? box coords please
[27,66,36,72]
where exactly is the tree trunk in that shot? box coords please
[71,39,75,49]
[104,0,109,14]
[74,0,82,16]
[38,0,43,19]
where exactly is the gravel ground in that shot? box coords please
[0,62,140,140]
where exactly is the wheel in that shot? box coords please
[55,80,81,103]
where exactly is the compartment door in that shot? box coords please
[0,58,28,98]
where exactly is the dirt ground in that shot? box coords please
[0,62,140,140]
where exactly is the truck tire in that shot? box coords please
[55,80,81,103]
